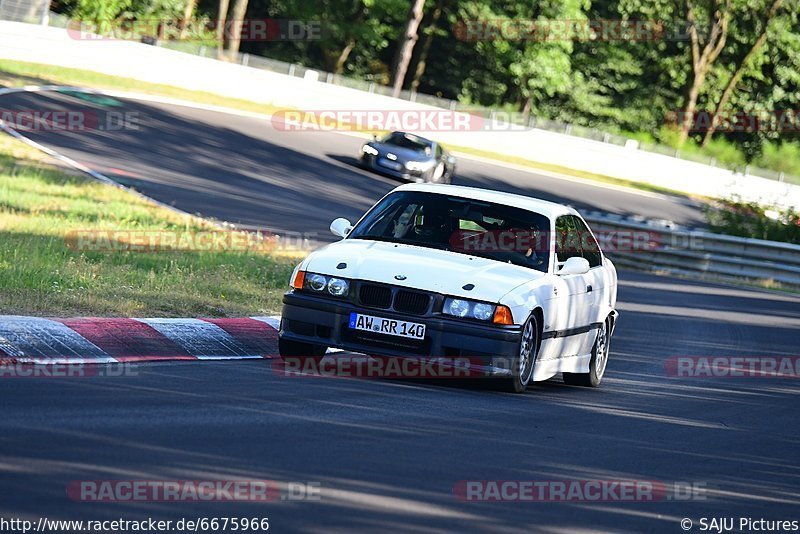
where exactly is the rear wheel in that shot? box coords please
[563,317,610,387]
[278,336,327,366]
[496,315,538,393]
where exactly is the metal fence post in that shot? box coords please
[41,0,51,24]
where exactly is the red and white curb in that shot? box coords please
[0,316,282,364]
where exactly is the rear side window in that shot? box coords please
[555,216,583,264]
[570,216,603,268]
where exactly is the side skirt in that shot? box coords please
[532,352,592,382]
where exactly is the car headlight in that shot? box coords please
[405,161,428,171]
[327,277,349,297]
[443,297,511,323]
[446,298,470,317]
[307,273,327,292]
[362,144,378,156]
[300,272,350,298]
[472,303,494,321]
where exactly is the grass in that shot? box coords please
[0,135,300,317]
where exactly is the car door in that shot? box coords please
[570,214,606,354]
[549,215,594,358]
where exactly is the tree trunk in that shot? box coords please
[327,2,367,74]
[391,0,426,98]
[409,0,444,92]
[179,0,196,39]
[334,39,356,74]
[216,0,230,57]
[677,0,731,147]
[701,0,784,146]
[521,95,533,124]
[679,72,708,144]
[227,0,249,61]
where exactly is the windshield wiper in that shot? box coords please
[350,235,401,243]
[351,235,449,250]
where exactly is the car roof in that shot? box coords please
[386,131,434,145]
[393,183,577,219]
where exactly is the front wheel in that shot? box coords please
[496,315,538,393]
[442,165,454,184]
[563,317,611,387]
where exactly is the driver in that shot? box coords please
[413,204,452,245]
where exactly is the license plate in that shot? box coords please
[349,312,426,340]
[378,158,403,171]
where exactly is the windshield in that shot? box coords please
[380,132,432,153]
[349,191,551,272]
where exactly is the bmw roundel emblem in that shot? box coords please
[394,274,407,280]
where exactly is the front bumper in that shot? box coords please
[280,291,521,376]
[360,155,426,181]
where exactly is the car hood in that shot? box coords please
[303,239,545,303]
[370,143,432,163]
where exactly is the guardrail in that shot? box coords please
[583,212,800,288]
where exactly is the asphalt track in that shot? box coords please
[1,88,799,532]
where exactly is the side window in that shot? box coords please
[555,216,582,264]
[435,144,443,159]
[571,216,602,268]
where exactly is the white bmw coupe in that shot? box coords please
[280,183,618,393]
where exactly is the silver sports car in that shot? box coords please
[360,131,456,184]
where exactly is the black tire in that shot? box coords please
[495,314,538,393]
[278,336,327,365]
[563,317,611,387]
[442,168,453,184]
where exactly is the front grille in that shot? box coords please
[350,331,428,353]
[359,284,392,309]
[356,282,435,317]
[394,290,430,315]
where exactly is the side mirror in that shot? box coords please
[372,133,377,141]
[330,218,353,238]
[558,256,590,275]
